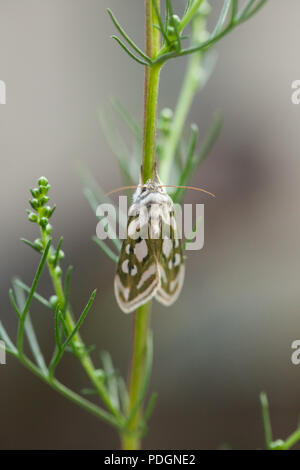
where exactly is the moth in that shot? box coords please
[114,167,185,313]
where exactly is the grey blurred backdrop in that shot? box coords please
[1,0,300,450]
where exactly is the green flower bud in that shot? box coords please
[39,217,49,228]
[158,108,173,136]
[57,249,65,260]
[48,255,56,266]
[172,14,180,27]
[49,295,59,309]
[28,212,38,223]
[38,176,49,187]
[29,198,39,210]
[30,188,40,198]
[94,369,105,380]
[167,25,175,37]
[39,184,51,196]
[160,108,173,122]
[45,223,53,235]
[269,440,285,450]
[41,205,51,217]
[54,266,62,278]
[33,238,44,251]
[40,195,49,206]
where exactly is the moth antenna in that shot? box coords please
[153,160,163,185]
[162,185,215,198]
[105,185,138,197]
[153,160,158,178]
[139,165,144,185]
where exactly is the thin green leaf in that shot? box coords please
[237,0,256,21]
[107,9,151,63]
[17,240,51,354]
[140,392,158,437]
[152,0,170,46]
[0,321,17,354]
[54,307,63,350]
[93,236,119,263]
[25,315,48,375]
[260,392,273,450]
[63,289,97,350]
[111,36,150,67]
[49,290,97,377]
[49,204,56,217]
[20,238,41,253]
[230,0,239,24]
[211,0,231,36]
[118,376,129,415]
[9,288,21,318]
[239,0,267,22]
[13,278,52,310]
[62,266,73,317]
[48,307,65,377]
[144,392,158,424]
[101,351,120,410]
[184,0,194,16]
[179,0,204,32]
[14,280,48,375]
[53,236,63,268]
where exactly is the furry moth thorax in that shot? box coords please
[130,178,173,213]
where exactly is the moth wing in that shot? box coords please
[155,213,185,306]
[114,217,160,313]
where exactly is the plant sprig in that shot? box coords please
[0,0,275,451]
[0,177,155,440]
[260,392,300,450]
[108,0,268,67]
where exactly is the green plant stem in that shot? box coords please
[142,0,162,181]
[121,303,151,450]
[180,0,204,32]
[280,429,300,450]
[159,11,206,182]
[39,226,122,424]
[260,392,273,449]
[121,0,161,450]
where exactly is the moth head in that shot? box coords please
[133,178,167,203]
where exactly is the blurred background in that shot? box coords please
[1,0,300,450]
